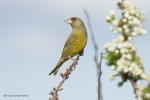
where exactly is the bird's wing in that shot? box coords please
[61,33,78,58]
[62,33,77,51]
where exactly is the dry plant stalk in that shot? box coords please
[130,79,138,98]
[84,8,103,100]
[49,54,80,100]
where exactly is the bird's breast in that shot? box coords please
[73,32,87,52]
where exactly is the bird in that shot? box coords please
[49,17,88,76]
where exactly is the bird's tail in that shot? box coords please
[49,58,64,76]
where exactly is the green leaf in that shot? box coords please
[117,81,124,87]
[143,84,150,93]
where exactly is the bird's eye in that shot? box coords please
[71,17,76,21]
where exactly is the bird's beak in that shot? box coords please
[64,19,72,24]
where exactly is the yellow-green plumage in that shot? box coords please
[49,17,88,75]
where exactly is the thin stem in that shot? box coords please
[130,80,138,98]
[83,8,103,100]
[83,9,98,57]
[98,53,103,100]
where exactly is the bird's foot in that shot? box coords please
[79,51,84,56]
[71,58,78,65]
[60,73,64,77]
[60,72,69,79]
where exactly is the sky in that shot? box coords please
[0,0,150,100]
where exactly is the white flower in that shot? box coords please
[145,74,150,82]
[128,16,133,20]
[123,25,128,29]
[117,43,123,49]
[130,62,143,76]
[117,60,122,66]
[129,66,133,72]
[118,36,124,41]
[120,48,128,54]
[115,49,119,54]
[106,16,115,24]
[124,28,130,34]
[128,36,133,40]
[130,9,136,15]
[132,18,140,25]
[123,41,131,47]
[133,27,146,35]
[124,12,130,18]
[145,93,150,99]
[108,47,115,52]
[135,69,143,76]
[117,57,131,73]
[122,54,127,59]
[104,43,109,48]
[135,13,140,18]
[123,18,127,23]
[109,72,117,80]
[106,16,111,21]
[139,29,146,35]
[131,32,137,36]
[109,75,116,80]
[141,73,147,80]
[137,97,142,100]
[137,87,144,100]
[111,65,116,70]
[123,67,129,73]
[126,54,132,60]
[131,62,138,69]
[128,20,133,25]
[106,10,116,24]
[117,28,123,33]
[112,20,119,26]
[117,66,124,72]
[110,10,115,15]
[132,66,143,76]
[123,0,133,10]
[110,27,118,33]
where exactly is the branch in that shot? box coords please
[129,80,138,98]
[97,53,103,100]
[49,54,80,100]
[83,8,103,100]
[83,9,98,60]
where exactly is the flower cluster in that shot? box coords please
[105,35,145,81]
[106,0,146,38]
[136,85,150,100]
[105,1,149,100]
[105,0,146,81]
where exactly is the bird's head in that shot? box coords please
[65,17,85,29]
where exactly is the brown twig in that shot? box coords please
[97,53,103,100]
[49,54,80,100]
[83,8,103,100]
[130,80,138,98]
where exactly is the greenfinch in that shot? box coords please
[49,17,88,75]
